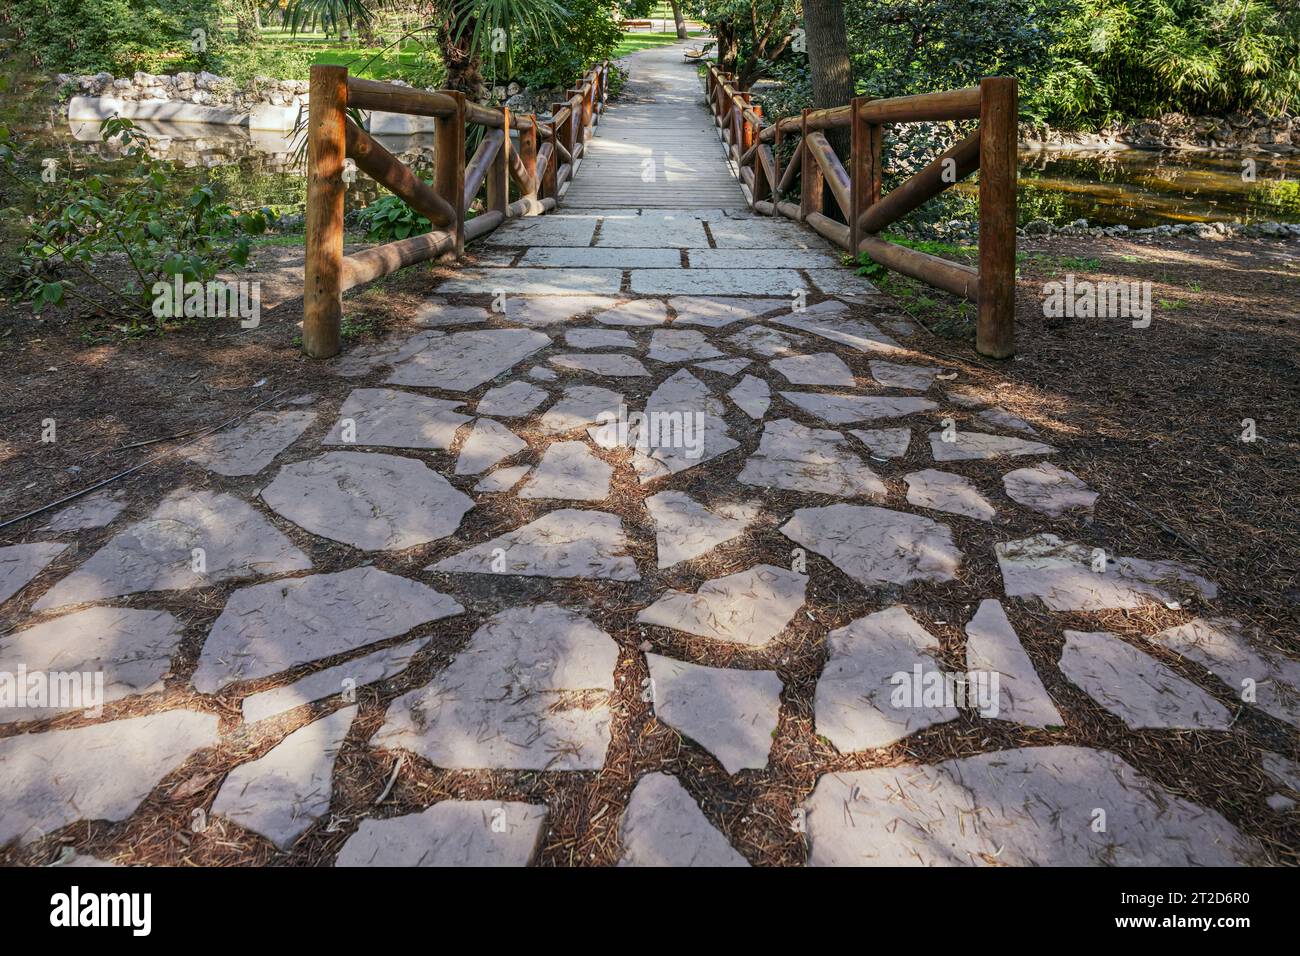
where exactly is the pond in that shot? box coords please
[34,118,1300,229]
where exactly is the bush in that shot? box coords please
[513,0,623,90]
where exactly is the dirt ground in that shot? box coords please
[0,232,1297,867]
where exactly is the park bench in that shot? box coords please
[684,41,716,61]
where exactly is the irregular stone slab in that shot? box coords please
[669,296,786,327]
[499,295,616,327]
[433,509,639,580]
[332,329,444,378]
[647,329,724,363]
[550,352,650,377]
[40,492,126,533]
[0,542,67,607]
[804,746,1257,866]
[782,504,962,586]
[337,800,548,866]
[262,452,473,550]
[646,654,782,773]
[929,430,1056,461]
[474,465,531,493]
[455,419,527,475]
[193,567,463,693]
[946,386,996,408]
[1146,618,1300,729]
[637,564,806,646]
[627,370,738,482]
[770,352,856,387]
[476,380,548,418]
[539,385,624,433]
[904,469,996,522]
[869,360,939,390]
[979,406,1038,434]
[412,301,491,327]
[591,299,669,327]
[565,327,636,349]
[0,710,219,846]
[437,268,624,295]
[807,269,880,295]
[373,604,617,770]
[242,637,432,724]
[771,312,901,353]
[212,705,356,848]
[1003,463,1098,517]
[1263,752,1300,791]
[324,388,470,450]
[618,773,748,867]
[386,328,551,391]
[848,427,910,459]
[727,374,770,419]
[632,269,804,297]
[689,248,842,269]
[34,491,309,612]
[782,391,937,424]
[0,607,183,722]
[996,534,1216,611]
[520,441,612,502]
[739,418,885,498]
[645,491,758,568]
[1061,630,1231,729]
[815,606,958,751]
[529,366,558,381]
[964,599,1062,727]
[695,357,750,375]
[885,317,918,336]
[726,323,807,357]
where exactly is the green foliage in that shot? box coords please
[0,118,271,329]
[355,191,432,241]
[514,0,623,89]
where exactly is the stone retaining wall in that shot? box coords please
[1021,110,1299,154]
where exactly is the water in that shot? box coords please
[36,120,1300,228]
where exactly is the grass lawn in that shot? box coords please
[257,28,441,83]
[612,29,709,60]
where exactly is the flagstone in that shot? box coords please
[500,295,616,327]
[726,323,807,356]
[1060,630,1231,729]
[0,710,219,846]
[770,312,901,353]
[476,380,548,418]
[385,328,551,391]
[646,654,782,773]
[40,492,126,533]
[432,509,639,580]
[645,490,759,568]
[995,533,1216,611]
[727,374,770,419]
[550,352,650,377]
[630,370,739,482]
[474,465,532,493]
[647,329,725,363]
[324,388,470,450]
[373,604,617,770]
[34,491,310,611]
[192,567,463,693]
[770,352,856,387]
[781,503,962,586]
[782,391,937,424]
[262,452,473,550]
[331,329,443,377]
[739,418,885,498]
[618,773,748,867]
[0,542,67,607]
[1003,463,1097,517]
[869,360,940,391]
[529,366,558,381]
[412,301,491,327]
[669,296,786,327]
[803,746,1257,866]
[212,705,356,848]
[929,430,1056,461]
[905,469,996,522]
[964,599,1062,727]
[848,427,910,459]
[455,419,527,475]
[694,357,750,375]
[591,299,669,326]
[519,441,613,501]
[979,406,1039,434]
[539,385,624,433]
[637,564,806,646]
[815,606,958,751]
[564,327,636,349]
[336,800,549,866]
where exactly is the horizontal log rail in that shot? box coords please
[303,60,609,358]
[706,65,1016,358]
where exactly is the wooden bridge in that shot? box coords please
[303,42,1016,358]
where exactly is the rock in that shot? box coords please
[869,360,939,390]
[591,299,669,326]
[519,441,612,501]
[1002,462,1097,517]
[669,296,785,327]
[904,468,996,521]
[550,352,650,377]
[770,312,901,353]
[646,654,782,772]
[336,801,548,866]
[847,427,910,459]
[373,604,617,770]
[781,391,937,424]
[212,706,356,848]
[770,352,856,387]
[474,465,531,493]
[40,491,126,533]
[432,509,639,580]
[324,388,470,449]
[498,295,616,327]
[647,329,724,363]
[725,323,808,356]
[929,429,1056,461]
[637,564,806,646]
[0,542,67,607]
[617,774,748,867]
[1024,218,1052,236]
[565,327,635,350]
[782,504,962,586]
[803,746,1257,865]
[645,491,758,568]
[727,374,770,419]
[739,418,885,498]
[629,370,738,482]
[539,385,623,433]
[183,409,315,476]
[964,599,1062,727]
[694,357,750,376]
[261,452,473,550]
[455,419,527,475]
[385,328,550,390]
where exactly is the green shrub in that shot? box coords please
[514,0,623,90]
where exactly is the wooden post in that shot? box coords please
[542,122,558,198]
[849,97,882,257]
[487,107,510,216]
[434,90,466,257]
[799,109,823,222]
[303,65,347,359]
[751,104,770,207]
[520,114,538,200]
[977,77,1017,359]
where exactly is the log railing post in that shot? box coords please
[849,97,882,258]
[520,114,538,200]
[799,109,823,222]
[303,64,348,359]
[487,107,510,216]
[542,121,558,198]
[435,89,466,257]
[977,76,1017,359]
[751,103,770,206]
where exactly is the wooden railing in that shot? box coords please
[706,66,1017,358]
[302,61,610,357]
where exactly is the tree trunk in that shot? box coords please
[235,0,260,45]
[717,17,738,75]
[437,17,486,103]
[670,1,688,39]
[802,0,854,215]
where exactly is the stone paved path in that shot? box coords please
[1,41,1294,867]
